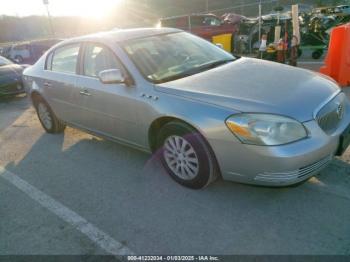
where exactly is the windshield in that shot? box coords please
[0,56,12,66]
[122,32,236,83]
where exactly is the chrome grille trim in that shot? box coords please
[255,155,332,182]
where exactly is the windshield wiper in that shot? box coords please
[155,59,235,83]
[199,59,235,70]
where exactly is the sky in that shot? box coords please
[0,0,123,17]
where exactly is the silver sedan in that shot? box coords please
[23,28,350,188]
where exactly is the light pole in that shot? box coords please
[205,0,209,13]
[43,0,54,37]
[258,0,262,43]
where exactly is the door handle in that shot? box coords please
[43,82,52,88]
[79,90,91,96]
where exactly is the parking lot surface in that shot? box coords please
[1,89,350,255]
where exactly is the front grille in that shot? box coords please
[316,93,346,134]
[255,155,332,182]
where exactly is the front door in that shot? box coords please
[74,43,142,147]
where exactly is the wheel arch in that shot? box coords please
[148,116,203,152]
[30,90,44,104]
[148,115,222,181]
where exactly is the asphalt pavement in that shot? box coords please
[0,88,350,255]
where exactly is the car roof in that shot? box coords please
[60,28,182,46]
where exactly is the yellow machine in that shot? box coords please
[212,33,232,52]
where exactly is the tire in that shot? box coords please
[312,50,323,60]
[33,95,66,133]
[157,121,219,189]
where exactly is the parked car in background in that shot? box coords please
[7,43,30,63]
[0,56,28,95]
[6,39,61,64]
[23,28,350,189]
[160,14,238,41]
[0,46,13,59]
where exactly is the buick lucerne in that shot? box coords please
[23,28,350,188]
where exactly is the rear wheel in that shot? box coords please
[33,96,66,133]
[157,121,219,189]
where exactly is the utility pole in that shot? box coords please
[258,0,262,43]
[43,0,54,37]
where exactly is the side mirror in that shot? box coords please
[13,58,20,64]
[98,69,125,84]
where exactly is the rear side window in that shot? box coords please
[51,44,80,74]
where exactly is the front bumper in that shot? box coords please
[210,100,350,186]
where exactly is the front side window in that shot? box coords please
[51,44,80,74]
[83,44,121,77]
[122,32,235,83]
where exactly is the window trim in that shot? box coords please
[45,51,53,70]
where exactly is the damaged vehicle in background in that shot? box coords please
[23,28,350,189]
[160,13,238,41]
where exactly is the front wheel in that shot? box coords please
[157,121,219,189]
[33,96,66,133]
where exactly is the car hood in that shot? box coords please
[155,57,340,122]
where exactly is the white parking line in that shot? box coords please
[0,166,134,256]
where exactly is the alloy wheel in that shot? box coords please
[37,102,53,130]
[163,135,199,180]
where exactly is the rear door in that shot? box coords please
[42,43,83,124]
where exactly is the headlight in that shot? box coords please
[225,114,308,146]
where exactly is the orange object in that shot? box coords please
[320,23,350,87]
